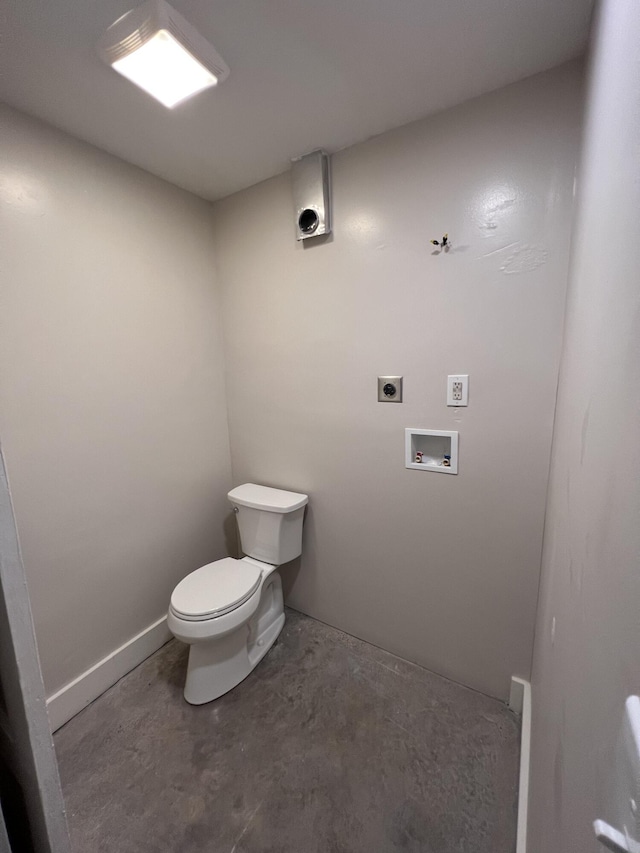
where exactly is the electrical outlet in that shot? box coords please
[378,376,403,402]
[447,375,468,406]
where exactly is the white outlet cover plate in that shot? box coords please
[447,374,469,406]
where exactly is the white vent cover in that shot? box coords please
[291,150,331,241]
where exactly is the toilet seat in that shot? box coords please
[170,558,262,622]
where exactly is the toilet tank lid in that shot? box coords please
[228,483,308,513]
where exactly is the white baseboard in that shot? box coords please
[510,676,532,853]
[46,616,172,733]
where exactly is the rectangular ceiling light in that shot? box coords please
[97,0,230,109]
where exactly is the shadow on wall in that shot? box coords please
[302,233,333,250]
[281,556,302,601]
[280,504,315,602]
[223,512,240,559]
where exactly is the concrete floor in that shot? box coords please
[54,609,520,853]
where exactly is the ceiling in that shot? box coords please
[1,0,594,202]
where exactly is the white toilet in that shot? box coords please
[167,483,308,705]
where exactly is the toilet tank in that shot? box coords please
[227,484,308,566]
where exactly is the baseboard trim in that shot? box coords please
[46,616,172,733]
[510,676,531,853]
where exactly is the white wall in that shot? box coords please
[0,448,70,852]
[212,63,583,700]
[528,1,640,849]
[0,105,232,697]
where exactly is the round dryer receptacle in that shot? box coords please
[298,208,319,235]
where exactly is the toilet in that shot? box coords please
[167,483,308,705]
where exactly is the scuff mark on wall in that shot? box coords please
[478,241,519,259]
[0,170,49,216]
[552,735,564,835]
[475,189,518,235]
[580,404,590,465]
[500,244,548,274]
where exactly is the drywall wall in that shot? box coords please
[528,1,640,850]
[0,447,70,852]
[212,63,583,700]
[0,105,232,697]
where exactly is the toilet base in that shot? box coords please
[183,573,284,705]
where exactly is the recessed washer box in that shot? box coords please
[405,429,459,474]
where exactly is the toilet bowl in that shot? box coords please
[168,483,308,705]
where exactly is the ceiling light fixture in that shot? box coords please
[97,0,229,109]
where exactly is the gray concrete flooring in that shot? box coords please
[54,609,519,853]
